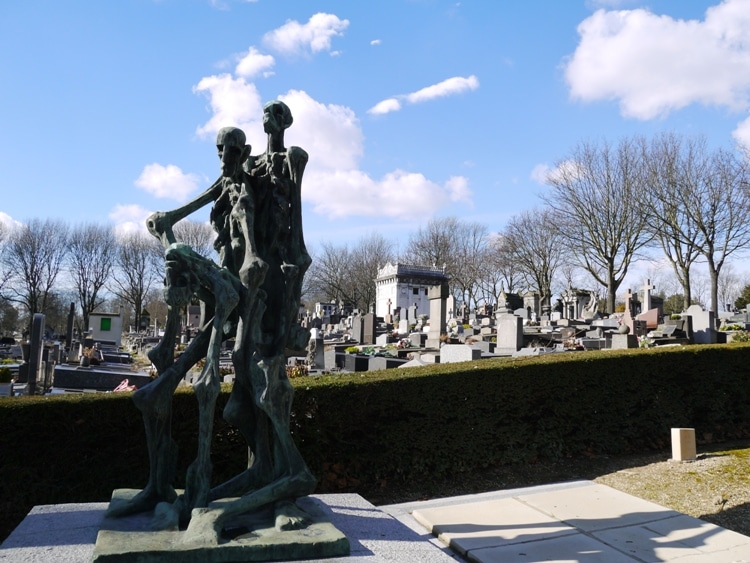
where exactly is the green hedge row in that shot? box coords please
[2,343,750,542]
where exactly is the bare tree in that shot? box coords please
[644,134,710,310]
[173,219,217,260]
[476,233,524,308]
[404,217,489,308]
[543,137,653,313]
[307,233,394,312]
[67,223,116,331]
[690,147,750,315]
[717,262,744,312]
[109,231,160,332]
[1,218,69,331]
[501,208,564,311]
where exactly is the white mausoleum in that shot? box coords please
[375,262,449,319]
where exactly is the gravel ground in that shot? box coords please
[595,446,750,536]
[366,441,750,538]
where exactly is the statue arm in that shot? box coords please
[146,177,223,249]
[233,179,268,288]
[286,146,311,273]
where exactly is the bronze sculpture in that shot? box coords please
[108,101,317,546]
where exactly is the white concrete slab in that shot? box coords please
[382,481,750,562]
[467,531,637,563]
[517,481,678,532]
[413,497,576,555]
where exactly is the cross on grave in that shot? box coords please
[386,298,392,315]
[641,278,656,312]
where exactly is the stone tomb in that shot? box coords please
[684,305,716,344]
[440,344,482,364]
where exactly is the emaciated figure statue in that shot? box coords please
[108,100,315,545]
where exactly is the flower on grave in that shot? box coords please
[638,335,654,348]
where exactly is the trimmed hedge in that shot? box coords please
[2,343,750,542]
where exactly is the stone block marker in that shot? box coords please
[671,428,696,461]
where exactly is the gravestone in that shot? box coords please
[407,304,418,324]
[610,333,638,349]
[306,333,325,371]
[408,332,427,347]
[440,344,482,363]
[363,313,377,345]
[375,333,390,347]
[398,319,409,335]
[426,282,449,349]
[351,315,364,343]
[495,309,523,354]
[684,305,715,344]
[65,302,75,352]
[26,314,45,395]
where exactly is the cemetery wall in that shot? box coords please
[3,344,750,541]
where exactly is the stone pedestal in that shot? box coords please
[610,334,637,350]
[671,428,696,461]
[495,311,523,354]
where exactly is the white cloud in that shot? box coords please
[530,163,551,184]
[190,38,474,220]
[367,98,401,115]
[370,39,381,46]
[270,90,472,219]
[732,114,750,148]
[405,75,479,104]
[368,75,479,114]
[277,90,363,171]
[565,1,750,120]
[235,47,275,78]
[304,169,472,219]
[445,176,472,203]
[262,13,349,57]
[134,164,201,202]
[193,73,265,142]
[109,204,152,236]
[544,160,585,185]
[0,212,22,233]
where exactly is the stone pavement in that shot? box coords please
[382,480,750,562]
[3,481,750,562]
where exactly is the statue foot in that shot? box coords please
[274,500,311,531]
[181,507,224,547]
[209,463,272,501]
[151,499,182,531]
[106,484,176,518]
[184,460,212,514]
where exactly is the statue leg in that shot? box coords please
[182,355,315,544]
[182,275,239,518]
[107,317,211,517]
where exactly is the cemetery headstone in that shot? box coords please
[440,344,482,363]
[684,305,715,344]
[426,282,449,349]
[495,308,523,354]
[363,312,377,345]
[26,314,45,395]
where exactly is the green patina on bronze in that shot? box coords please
[97,101,349,559]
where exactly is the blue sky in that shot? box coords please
[2,0,750,295]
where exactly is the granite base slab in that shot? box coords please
[91,489,350,562]
[0,494,458,562]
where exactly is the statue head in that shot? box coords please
[216,127,250,179]
[263,100,293,138]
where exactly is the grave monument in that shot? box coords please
[96,101,349,560]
